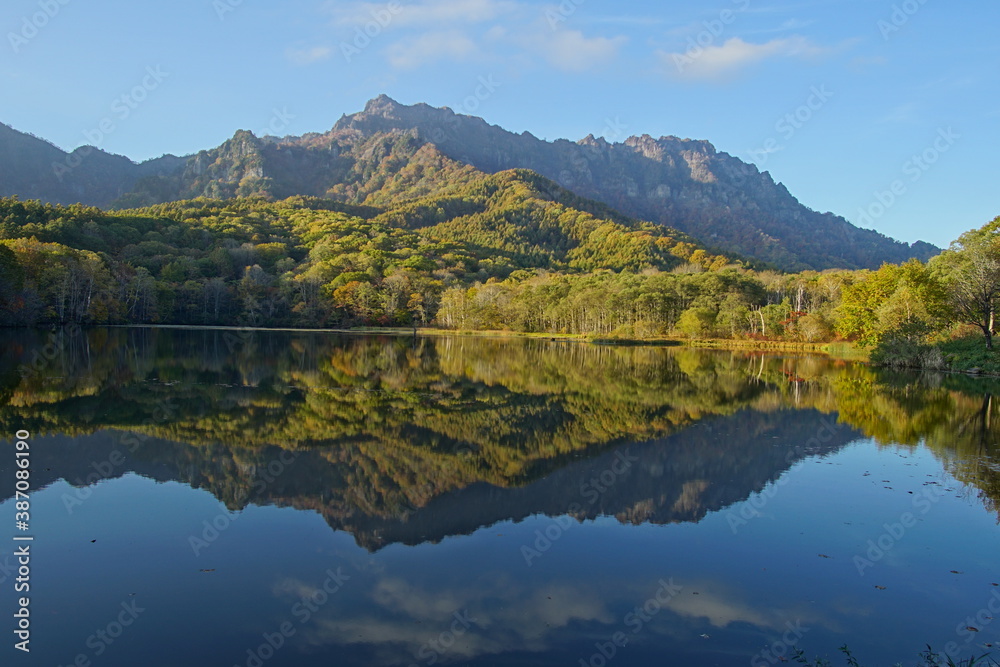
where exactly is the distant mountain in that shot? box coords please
[1,98,939,270]
[0,122,184,208]
[327,96,939,271]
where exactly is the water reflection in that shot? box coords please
[2,328,1000,666]
[1,327,998,534]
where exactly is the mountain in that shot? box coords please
[327,96,940,271]
[123,95,938,270]
[0,122,184,208]
[1,97,939,270]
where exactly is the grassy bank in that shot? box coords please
[684,338,865,357]
[587,335,866,359]
[870,332,1000,376]
[936,336,1000,374]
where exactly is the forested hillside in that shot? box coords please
[327,96,939,271]
[1,151,996,357]
[0,97,938,271]
[0,169,732,329]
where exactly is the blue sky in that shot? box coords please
[2,0,997,248]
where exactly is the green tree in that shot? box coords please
[0,244,25,323]
[677,307,716,338]
[837,261,946,347]
[933,217,1000,349]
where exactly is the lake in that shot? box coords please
[1,327,999,667]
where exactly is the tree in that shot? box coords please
[797,313,832,343]
[0,244,24,322]
[934,217,1000,350]
[837,261,946,347]
[676,307,715,339]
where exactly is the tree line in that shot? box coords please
[1,191,997,357]
[0,181,732,330]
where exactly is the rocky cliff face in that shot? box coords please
[325,96,939,270]
[2,97,940,270]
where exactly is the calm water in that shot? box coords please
[1,328,999,667]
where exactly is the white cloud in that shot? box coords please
[398,0,518,26]
[532,29,628,72]
[286,46,333,66]
[328,0,626,73]
[287,577,615,662]
[330,0,518,28]
[661,36,830,81]
[386,30,478,69]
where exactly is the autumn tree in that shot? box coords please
[933,217,1000,349]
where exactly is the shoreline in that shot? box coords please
[3,322,888,363]
[102,324,865,358]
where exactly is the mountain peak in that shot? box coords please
[578,134,610,148]
[0,99,941,270]
[364,94,403,115]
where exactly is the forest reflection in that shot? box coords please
[0,327,997,548]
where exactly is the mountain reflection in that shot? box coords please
[1,327,998,549]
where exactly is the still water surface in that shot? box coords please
[1,328,999,666]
